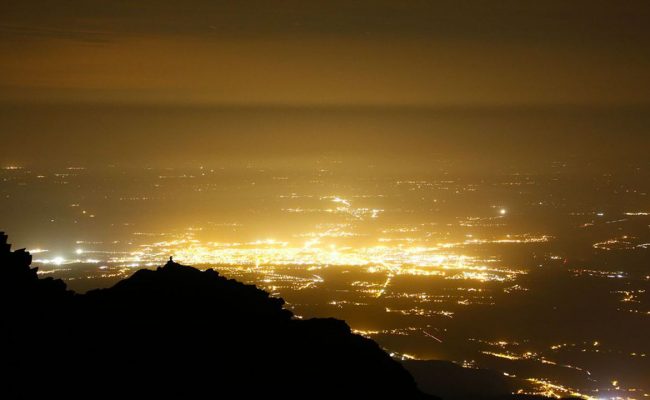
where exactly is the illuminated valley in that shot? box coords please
[2,161,648,399]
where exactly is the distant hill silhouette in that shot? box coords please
[0,233,432,399]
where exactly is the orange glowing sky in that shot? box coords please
[1,1,649,107]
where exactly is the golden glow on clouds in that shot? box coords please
[2,35,649,107]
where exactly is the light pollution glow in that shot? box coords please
[33,231,541,283]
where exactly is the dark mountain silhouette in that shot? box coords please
[0,232,574,400]
[1,233,432,399]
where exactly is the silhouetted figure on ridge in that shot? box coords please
[0,233,435,399]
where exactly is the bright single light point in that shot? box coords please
[52,257,65,265]
[500,209,507,215]
[75,249,84,255]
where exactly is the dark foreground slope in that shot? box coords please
[0,233,432,399]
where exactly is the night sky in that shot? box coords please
[2,1,650,167]
[1,1,649,106]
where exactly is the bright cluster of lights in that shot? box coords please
[593,237,637,251]
[523,378,597,400]
[109,238,525,282]
[283,196,384,220]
